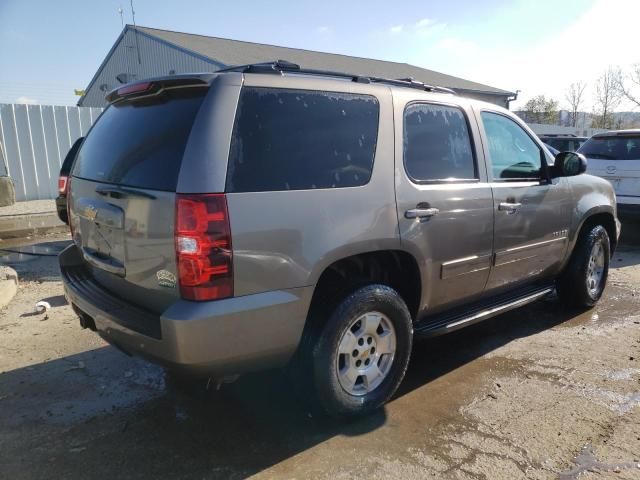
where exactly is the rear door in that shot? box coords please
[395,95,494,313]
[579,133,640,203]
[69,85,209,313]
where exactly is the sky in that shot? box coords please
[0,0,638,110]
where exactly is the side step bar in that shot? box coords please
[414,284,555,337]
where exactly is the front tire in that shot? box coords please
[557,224,610,308]
[312,284,413,418]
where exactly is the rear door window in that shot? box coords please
[403,103,477,182]
[579,136,640,160]
[72,89,206,191]
[226,87,379,192]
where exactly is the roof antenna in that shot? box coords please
[118,5,124,28]
[130,0,142,64]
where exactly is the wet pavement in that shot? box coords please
[0,225,639,480]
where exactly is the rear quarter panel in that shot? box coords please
[226,75,400,296]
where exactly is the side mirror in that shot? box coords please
[554,151,587,177]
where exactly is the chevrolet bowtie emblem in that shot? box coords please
[84,205,98,221]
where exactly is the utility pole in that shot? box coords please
[130,0,142,64]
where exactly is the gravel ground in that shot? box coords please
[0,227,638,480]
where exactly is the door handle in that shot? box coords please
[405,207,440,219]
[498,202,522,213]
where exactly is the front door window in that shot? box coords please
[480,111,542,181]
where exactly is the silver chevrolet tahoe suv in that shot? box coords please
[60,61,620,417]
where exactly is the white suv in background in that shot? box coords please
[579,130,640,216]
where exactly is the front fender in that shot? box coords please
[565,174,618,257]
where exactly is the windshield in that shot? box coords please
[578,135,640,160]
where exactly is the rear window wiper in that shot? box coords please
[95,185,157,199]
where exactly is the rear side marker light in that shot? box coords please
[175,194,233,301]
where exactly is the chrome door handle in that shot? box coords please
[498,202,522,213]
[405,208,440,219]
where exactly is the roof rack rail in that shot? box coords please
[217,60,456,95]
[539,133,578,137]
[389,77,456,95]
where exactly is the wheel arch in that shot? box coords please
[569,206,618,261]
[295,249,422,356]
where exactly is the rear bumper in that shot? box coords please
[617,197,640,217]
[60,245,312,376]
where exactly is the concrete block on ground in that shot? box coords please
[0,176,15,207]
[0,266,18,309]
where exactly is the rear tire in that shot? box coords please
[557,224,610,308]
[311,284,413,418]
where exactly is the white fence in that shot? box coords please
[0,104,103,201]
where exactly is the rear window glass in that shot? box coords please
[578,136,640,160]
[404,103,476,181]
[72,89,206,191]
[226,87,379,192]
[61,137,83,175]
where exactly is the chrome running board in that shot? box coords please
[414,284,554,337]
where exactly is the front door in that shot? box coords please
[395,98,494,314]
[477,110,572,291]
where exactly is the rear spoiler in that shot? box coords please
[105,73,216,104]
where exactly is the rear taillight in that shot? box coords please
[175,194,233,301]
[58,175,69,195]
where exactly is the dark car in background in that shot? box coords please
[543,143,560,157]
[56,137,83,224]
[539,134,587,152]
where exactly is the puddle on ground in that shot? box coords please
[559,444,640,479]
[0,243,68,261]
[606,368,640,381]
[548,284,640,331]
[568,385,640,415]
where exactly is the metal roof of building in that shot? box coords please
[135,25,514,96]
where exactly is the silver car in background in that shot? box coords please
[579,130,640,217]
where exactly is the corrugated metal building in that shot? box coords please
[79,25,516,108]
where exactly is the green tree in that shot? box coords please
[564,81,587,127]
[592,67,621,129]
[522,95,559,124]
[615,63,640,109]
